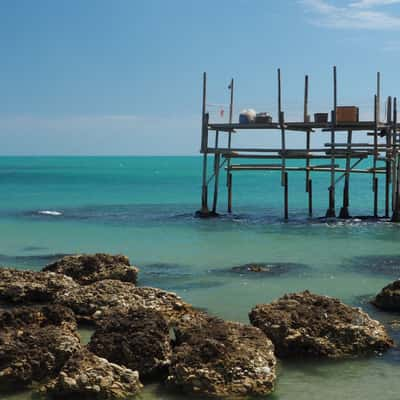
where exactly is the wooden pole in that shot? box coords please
[385,96,392,217]
[339,129,352,218]
[227,172,233,213]
[392,97,400,221]
[377,72,381,124]
[304,75,313,216]
[374,177,378,218]
[212,131,220,214]
[200,72,210,215]
[326,66,337,218]
[227,78,234,213]
[372,94,378,216]
[284,172,289,220]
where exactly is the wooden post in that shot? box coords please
[278,69,286,186]
[227,172,233,213]
[339,129,352,218]
[374,177,378,218]
[392,97,400,221]
[227,78,234,213]
[212,130,220,214]
[199,72,210,216]
[377,72,381,124]
[304,75,313,216]
[326,66,336,218]
[385,96,392,217]
[284,172,289,220]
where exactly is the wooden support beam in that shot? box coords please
[212,131,220,214]
[339,129,352,219]
[326,66,337,218]
[392,97,400,221]
[199,72,210,216]
[284,172,289,220]
[227,173,233,213]
[308,179,313,217]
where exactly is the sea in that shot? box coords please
[1,156,400,400]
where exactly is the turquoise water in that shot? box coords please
[1,156,400,400]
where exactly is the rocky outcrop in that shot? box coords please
[373,280,400,311]
[41,349,142,400]
[89,308,172,379]
[0,268,78,305]
[43,253,138,285]
[0,323,81,386]
[55,279,195,326]
[249,290,393,358]
[167,317,276,398]
[0,304,77,332]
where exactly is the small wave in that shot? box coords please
[37,210,63,216]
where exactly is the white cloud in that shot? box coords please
[301,0,400,29]
[350,0,400,8]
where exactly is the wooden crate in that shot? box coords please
[336,106,359,123]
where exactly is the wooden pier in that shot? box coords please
[197,68,400,221]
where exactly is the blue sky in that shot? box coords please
[1,0,400,155]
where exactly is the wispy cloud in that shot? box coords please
[301,0,400,29]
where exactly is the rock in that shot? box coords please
[167,317,276,398]
[41,349,142,400]
[43,253,139,285]
[55,279,196,326]
[0,325,81,386]
[229,262,309,276]
[0,267,78,305]
[0,304,77,332]
[89,308,172,379]
[345,255,400,277]
[373,280,400,311]
[249,290,393,358]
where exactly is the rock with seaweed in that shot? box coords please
[373,280,400,312]
[249,290,393,358]
[0,305,81,388]
[54,279,197,328]
[40,349,143,400]
[0,268,78,305]
[167,316,276,398]
[43,253,139,285]
[89,307,172,379]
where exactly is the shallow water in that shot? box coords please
[1,156,400,399]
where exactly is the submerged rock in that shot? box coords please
[249,290,393,358]
[167,317,276,398]
[228,262,309,276]
[89,308,172,379]
[0,267,78,305]
[43,253,139,285]
[42,349,142,400]
[345,255,400,276]
[373,280,400,311]
[55,279,195,326]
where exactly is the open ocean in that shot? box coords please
[1,156,400,400]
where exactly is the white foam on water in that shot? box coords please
[37,210,63,216]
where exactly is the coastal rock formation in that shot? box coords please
[0,324,81,386]
[167,317,276,398]
[0,267,78,305]
[249,290,393,358]
[373,280,400,311]
[0,304,77,332]
[43,253,139,285]
[42,349,142,400]
[55,279,195,326]
[89,308,172,379]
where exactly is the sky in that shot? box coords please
[1,0,400,155]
